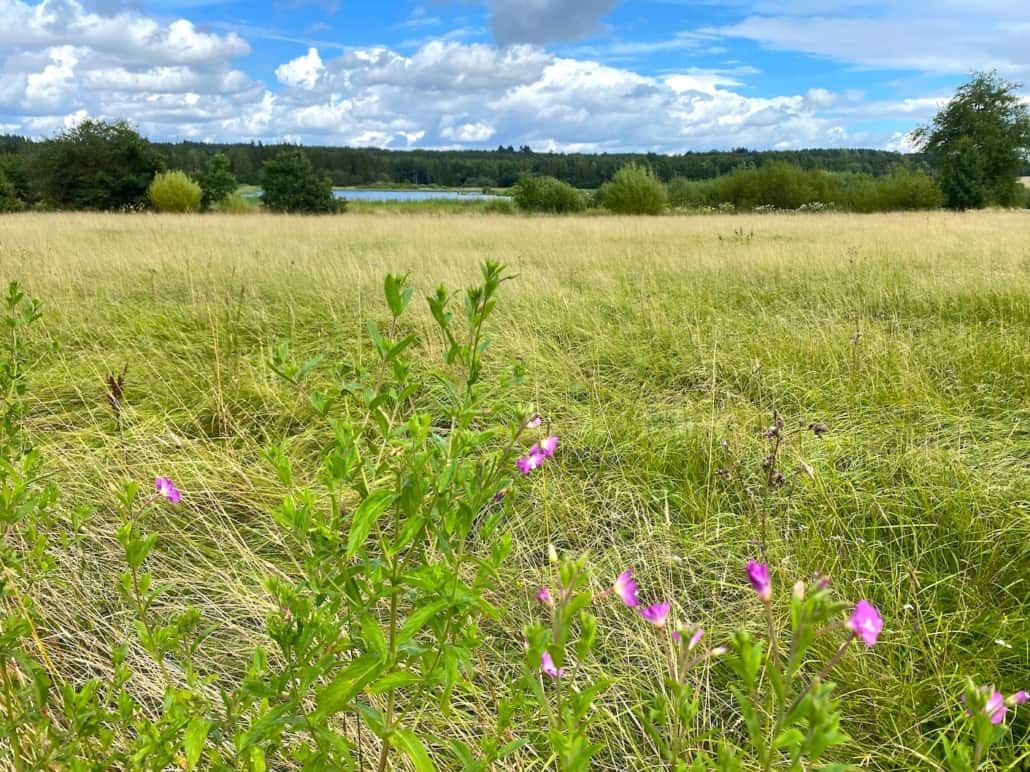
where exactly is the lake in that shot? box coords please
[332,189,503,201]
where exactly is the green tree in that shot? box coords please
[599,163,668,215]
[914,71,1030,209]
[198,152,237,209]
[148,170,202,213]
[511,174,587,213]
[0,168,22,212]
[259,148,336,213]
[938,136,987,211]
[33,119,164,210]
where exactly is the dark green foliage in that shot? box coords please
[599,164,668,215]
[667,176,717,209]
[0,131,928,189]
[915,71,1030,209]
[198,152,237,209]
[0,154,33,208]
[259,148,336,213]
[32,120,164,210]
[0,168,21,212]
[512,174,587,213]
[716,162,836,210]
[845,168,944,212]
[937,136,988,211]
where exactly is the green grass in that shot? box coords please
[1,211,1028,768]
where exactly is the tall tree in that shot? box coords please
[914,71,1030,209]
[198,152,237,209]
[33,120,164,210]
[259,148,335,213]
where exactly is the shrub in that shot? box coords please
[599,163,668,215]
[198,152,237,209]
[259,148,336,213]
[211,191,259,214]
[717,162,833,210]
[869,168,943,211]
[512,174,587,213]
[148,170,202,213]
[667,176,717,209]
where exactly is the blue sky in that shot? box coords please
[1,0,1027,152]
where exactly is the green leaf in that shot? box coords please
[182,716,211,770]
[397,600,449,645]
[391,728,437,772]
[367,670,421,694]
[346,490,396,558]
[314,653,385,718]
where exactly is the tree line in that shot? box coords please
[0,72,1026,214]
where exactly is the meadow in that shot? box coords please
[1,210,1029,769]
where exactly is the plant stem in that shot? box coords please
[1,658,26,772]
[785,635,853,718]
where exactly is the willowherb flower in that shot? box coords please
[746,561,772,603]
[517,449,546,475]
[540,651,564,678]
[539,435,559,457]
[1008,690,1029,706]
[537,587,554,608]
[155,476,181,504]
[687,627,704,650]
[985,691,1007,725]
[527,414,542,429]
[847,600,883,646]
[614,569,640,608]
[640,602,671,628]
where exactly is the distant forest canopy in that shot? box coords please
[0,132,966,189]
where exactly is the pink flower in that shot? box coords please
[537,587,554,608]
[540,651,564,678]
[517,450,546,475]
[1008,690,1029,706]
[539,436,559,457]
[155,476,181,504]
[746,561,771,603]
[985,691,1007,725]
[613,569,640,608]
[847,600,883,646]
[640,602,671,628]
[527,414,542,429]
[688,627,705,650]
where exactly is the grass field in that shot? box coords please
[1,211,1029,768]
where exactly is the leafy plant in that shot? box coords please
[599,163,668,215]
[148,170,203,213]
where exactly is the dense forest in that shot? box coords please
[0,133,946,189]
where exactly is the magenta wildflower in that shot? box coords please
[537,587,554,608]
[847,600,883,646]
[517,449,546,475]
[746,561,772,603]
[640,602,672,628]
[1009,690,1029,706]
[540,435,559,457]
[540,651,564,678]
[155,476,181,504]
[527,414,542,429]
[688,627,705,650]
[985,691,1007,725]
[613,569,640,608]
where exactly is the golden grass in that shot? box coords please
[2,210,1029,768]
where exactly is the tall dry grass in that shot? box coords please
[1,210,1028,768]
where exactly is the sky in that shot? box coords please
[1,0,1028,153]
